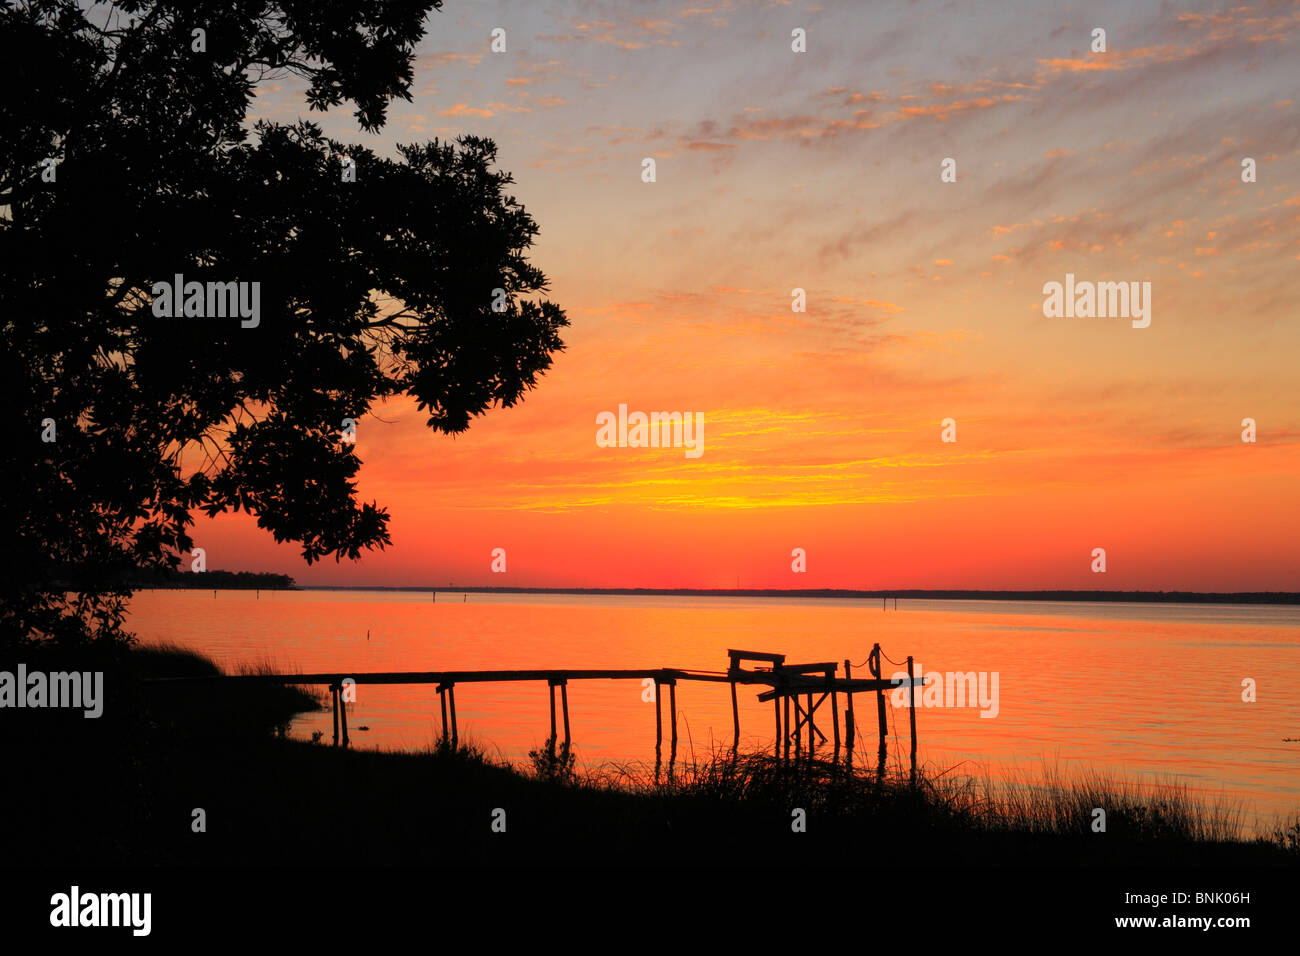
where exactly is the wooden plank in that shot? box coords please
[166,668,690,685]
[794,693,828,745]
[774,662,837,675]
[754,677,916,703]
[152,667,877,687]
[727,649,786,665]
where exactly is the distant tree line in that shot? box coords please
[43,564,295,591]
[124,567,295,589]
[331,586,1300,606]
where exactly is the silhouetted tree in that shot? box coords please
[0,1,568,647]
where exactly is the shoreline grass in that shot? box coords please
[547,747,1300,858]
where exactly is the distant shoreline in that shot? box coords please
[285,586,1300,605]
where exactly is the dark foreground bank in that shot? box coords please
[3,644,1297,870]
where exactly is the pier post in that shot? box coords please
[560,680,571,751]
[339,683,349,748]
[448,683,458,748]
[773,698,780,758]
[549,681,557,748]
[331,683,339,747]
[907,656,917,783]
[666,679,679,778]
[654,680,662,749]
[791,696,798,755]
[668,680,678,753]
[831,685,840,754]
[437,682,456,748]
[784,693,792,760]
[806,692,814,754]
[871,644,887,779]
[871,644,887,746]
[730,680,740,751]
[844,659,855,756]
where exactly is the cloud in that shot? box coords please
[419,51,483,69]
[438,103,494,117]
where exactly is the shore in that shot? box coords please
[2,643,1296,868]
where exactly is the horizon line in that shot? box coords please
[217,584,1300,605]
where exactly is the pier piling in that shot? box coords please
[870,644,888,779]
[339,685,349,748]
[668,680,678,754]
[844,659,855,755]
[730,679,740,751]
[438,682,456,747]
[549,681,557,747]
[832,685,840,753]
[773,698,781,757]
[907,656,917,782]
[331,683,340,747]
[439,686,449,744]
[654,680,663,749]
[784,693,792,759]
[560,680,571,751]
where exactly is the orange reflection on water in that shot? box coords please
[126,590,1300,828]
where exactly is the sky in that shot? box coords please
[199,0,1300,590]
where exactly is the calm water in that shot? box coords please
[126,590,1300,828]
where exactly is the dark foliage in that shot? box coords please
[0,1,568,647]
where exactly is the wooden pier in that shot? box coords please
[155,644,926,773]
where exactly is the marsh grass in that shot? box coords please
[528,745,1298,859]
[955,761,1251,843]
[131,641,325,740]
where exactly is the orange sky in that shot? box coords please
[197,1,1300,590]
